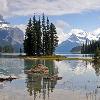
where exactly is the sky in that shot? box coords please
[1,0,100,43]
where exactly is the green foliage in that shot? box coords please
[50,23,58,54]
[24,18,33,55]
[81,39,100,54]
[94,47,100,59]
[24,14,58,56]
[81,39,100,60]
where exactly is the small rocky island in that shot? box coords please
[25,64,49,75]
[25,64,62,81]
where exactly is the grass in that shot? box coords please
[1,54,93,61]
[19,55,93,61]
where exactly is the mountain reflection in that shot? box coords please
[24,60,58,100]
[0,58,100,100]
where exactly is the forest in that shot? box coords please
[81,39,100,58]
[24,14,58,56]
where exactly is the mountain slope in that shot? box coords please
[56,29,100,53]
[0,15,24,52]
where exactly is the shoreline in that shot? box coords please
[23,57,93,61]
[0,55,93,61]
[19,55,93,61]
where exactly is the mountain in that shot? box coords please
[0,15,24,52]
[56,29,100,53]
[70,46,82,53]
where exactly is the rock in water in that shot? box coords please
[0,75,18,82]
[43,75,62,81]
[25,64,49,74]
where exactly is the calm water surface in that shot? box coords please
[0,56,100,100]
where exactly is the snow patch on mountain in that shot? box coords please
[58,28,100,44]
[0,15,24,52]
[93,28,100,38]
[56,28,100,53]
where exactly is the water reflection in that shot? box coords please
[0,58,100,100]
[24,60,58,100]
[56,60,100,100]
[92,60,100,76]
[24,59,100,100]
[0,58,24,76]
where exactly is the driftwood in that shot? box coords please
[0,76,18,82]
[25,64,49,75]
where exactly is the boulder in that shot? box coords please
[25,64,49,74]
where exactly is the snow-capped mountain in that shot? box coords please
[0,15,10,28]
[0,15,24,52]
[56,29,100,53]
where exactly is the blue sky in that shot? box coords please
[1,0,100,43]
[5,10,100,32]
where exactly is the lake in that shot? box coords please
[0,55,100,100]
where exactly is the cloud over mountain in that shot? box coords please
[1,0,100,17]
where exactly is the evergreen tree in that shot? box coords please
[24,18,33,55]
[20,48,22,55]
[94,47,100,59]
[36,17,42,55]
[0,46,2,52]
[50,23,58,55]
[81,39,100,54]
[32,15,37,55]
[45,17,51,55]
[81,43,85,54]
[24,14,58,56]
[42,14,46,55]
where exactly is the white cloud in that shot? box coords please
[56,20,70,29]
[14,21,70,44]
[0,0,8,15]
[0,0,100,17]
[14,20,70,44]
[55,20,71,44]
[56,27,68,44]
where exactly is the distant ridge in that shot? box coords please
[56,29,100,53]
[0,15,24,52]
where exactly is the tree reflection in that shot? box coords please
[24,59,58,100]
[92,60,100,76]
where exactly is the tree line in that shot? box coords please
[24,14,58,56]
[0,45,13,53]
[81,39,100,55]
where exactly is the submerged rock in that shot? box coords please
[43,75,62,81]
[25,64,49,75]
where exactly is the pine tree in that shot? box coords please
[42,14,46,55]
[24,14,58,56]
[50,23,58,55]
[24,18,33,55]
[81,39,100,54]
[45,17,51,55]
[81,43,85,54]
[20,48,22,55]
[31,15,37,55]
[94,47,100,59]
[36,17,42,55]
